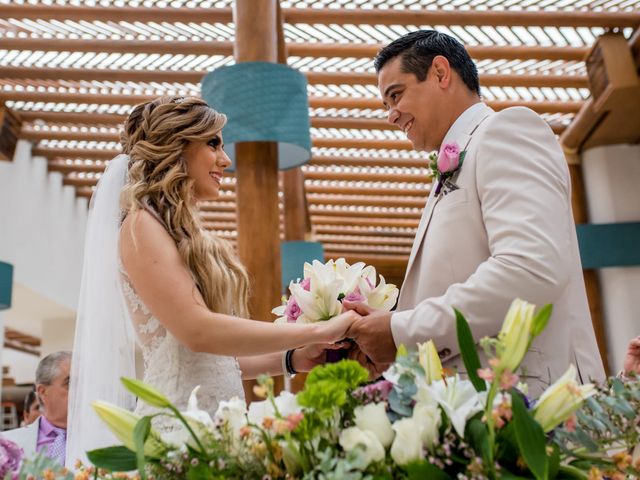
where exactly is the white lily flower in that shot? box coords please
[363,275,399,311]
[335,258,366,294]
[427,375,486,436]
[533,365,595,432]
[214,396,248,437]
[248,391,302,424]
[291,261,343,321]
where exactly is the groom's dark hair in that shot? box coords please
[374,30,480,96]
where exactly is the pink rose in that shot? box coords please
[437,142,461,174]
[343,287,365,303]
[284,296,302,323]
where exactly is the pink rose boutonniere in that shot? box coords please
[429,141,467,195]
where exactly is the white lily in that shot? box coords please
[533,365,595,432]
[214,396,248,437]
[248,391,302,425]
[427,375,486,436]
[417,340,443,384]
[365,276,399,311]
[333,258,366,295]
[291,260,343,321]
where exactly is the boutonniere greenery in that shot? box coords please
[429,141,466,195]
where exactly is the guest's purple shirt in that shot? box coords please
[36,416,65,454]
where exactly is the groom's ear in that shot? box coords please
[430,56,452,89]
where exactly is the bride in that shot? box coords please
[65,96,358,466]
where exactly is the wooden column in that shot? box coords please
[233,0,281,319]
[569,163,610,375]
[233,0,282,397]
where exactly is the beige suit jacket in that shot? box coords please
[390,103,605,396]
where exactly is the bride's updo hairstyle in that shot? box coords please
[120,96,249,318]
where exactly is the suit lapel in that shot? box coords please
[401,104,494,287]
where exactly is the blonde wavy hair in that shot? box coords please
[120,96,249,317]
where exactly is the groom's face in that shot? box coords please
[378,56,448,152]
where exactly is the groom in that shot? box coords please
[344,30,605,394]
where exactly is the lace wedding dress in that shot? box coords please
[120,263,245,431]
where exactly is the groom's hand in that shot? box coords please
[342,301,397,364]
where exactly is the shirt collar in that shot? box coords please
[441,102,491,148]
[39,415,64,436]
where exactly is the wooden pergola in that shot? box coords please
[1,1,639,348]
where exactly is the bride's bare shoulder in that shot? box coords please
[120,209,175,261]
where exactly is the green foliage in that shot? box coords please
[133,416,152,480]
[297,379,348,410]
[406,460,453,480]
[454,308,486,392]
[17,451,75,480]
[511,390,548,480]
[305,360,370,391]
[86,446,138,472]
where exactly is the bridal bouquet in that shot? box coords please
[30,299,640,480]
[271,258,399,325]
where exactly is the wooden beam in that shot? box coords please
[311,215,419,228]
[2,4,637,28]
[283,8,640,28]
[2,91,583,115]
[0,4,233,22]
[1,37,234,56]
[314,225,416,237]
[304,170,429,183]
[309,194,427,208]
[0,66,589,89]
[17,111,567,136]
[290,44,589,62]
[1,37,588,61]
[308,207,422,219]
[316,234,415,246]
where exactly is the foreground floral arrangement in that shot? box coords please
[13,300,640,480]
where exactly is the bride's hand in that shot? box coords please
[292,340,352,373]
[317,310,360,344]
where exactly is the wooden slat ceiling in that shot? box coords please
[2,0,639,271]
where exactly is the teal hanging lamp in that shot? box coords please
[201,62,312,172]
[0,261,13,310]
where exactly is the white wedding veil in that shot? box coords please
[66,154,137,467]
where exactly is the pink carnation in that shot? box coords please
[437,142,461,173]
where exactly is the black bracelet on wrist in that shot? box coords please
[285,349,297,375]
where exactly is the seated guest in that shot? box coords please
[1,351,71,464]
[624,335,640,376]
[21,389,40,427]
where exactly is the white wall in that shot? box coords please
[0,140,87,385]
[581,144,640,374]
[0,140,88,311]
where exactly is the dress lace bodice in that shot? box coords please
[119,262,245,432]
